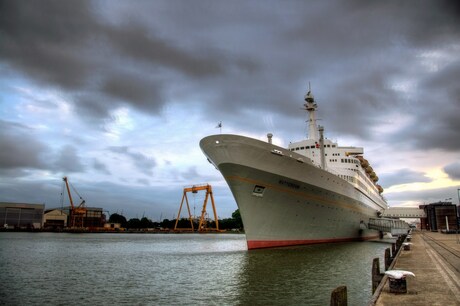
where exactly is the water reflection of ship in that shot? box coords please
[234,243,386,305]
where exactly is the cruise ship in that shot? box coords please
[200,88,388,249]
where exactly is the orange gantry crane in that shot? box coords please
[62,176,87,228]
[174,184,219,232]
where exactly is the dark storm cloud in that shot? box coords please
[0,179,61,205]
[102,74,163,113]
[0,0,98,89]
[108,146,156,176]
[379,168,432,189]
[137,178,150,186]
[52,145,86,173]
[181,167,200,181]
[400,62,460,151]
[93,159,111,175]
[104,22,224,78]
[270,1,460,143]
[444,162,460,180]
[74,94,113,121]
[320,73,400,139]
[0,0,234,123]
[2,0,459,139]
[0,121,87,175]
[0,120,48,170]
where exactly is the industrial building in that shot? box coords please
[0,202,45,229]
[43,209,68,229]
[53,206,105,229]
[1,198,105,230]
[420,201,458,232]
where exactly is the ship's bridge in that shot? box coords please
[339,146,364,155]
[288,138,336,151]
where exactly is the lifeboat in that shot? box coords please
[357,156,369,168]
[365,166,373,174]
[377,184,384,193]
[370,172,378,182]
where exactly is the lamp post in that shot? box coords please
[444,198,452,232]
[457,189,460,244]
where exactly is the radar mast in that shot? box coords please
[303,83,318,140]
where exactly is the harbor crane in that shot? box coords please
[62,176,87,228]
[174,184,220,232]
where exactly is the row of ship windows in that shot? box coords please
[339,175,356,183]
[358,172,372,187]
[306,173,376,209]
[333,170,373,197]
[328,159,360,165]
[357,173,382,200]
[290,144,336,151]
[342,158,359,164]
[357,180,368,192]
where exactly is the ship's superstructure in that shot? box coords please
[288,90,385,207]
[200,86,388,249]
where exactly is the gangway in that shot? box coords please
[381,207,426,218]
[174,184,220,232]
[368,218,410,235]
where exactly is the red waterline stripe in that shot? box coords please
[247,235,381,250]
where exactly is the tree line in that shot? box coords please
[108,209,243,231]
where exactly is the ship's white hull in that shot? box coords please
[200,134,384,249]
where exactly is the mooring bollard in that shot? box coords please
[372,258,384,293]
[396,237,402,250]
[389,278,407,293]
[384,270,415,294]
[403,242,411,251]
[384,248,391,271]
[330,285,347,306]
[395,235,408,253]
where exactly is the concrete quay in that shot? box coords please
[371,230,460,306]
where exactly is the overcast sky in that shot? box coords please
[1,0,459,220]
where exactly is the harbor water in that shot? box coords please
[0,232,390,305]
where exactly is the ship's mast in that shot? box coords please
[318,126,326,170]
[303,85,318,140]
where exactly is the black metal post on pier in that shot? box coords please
[330,286,347,306]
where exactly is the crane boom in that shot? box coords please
[63,177,75,208]
[62,176,87,228]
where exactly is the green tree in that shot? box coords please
[160,219,175,229]
[218,209,244,230]
[140,217,153,228]
[175,218,195,229]
[232,209,243,229]
[108,213,127,227]
[127,218,141,229]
